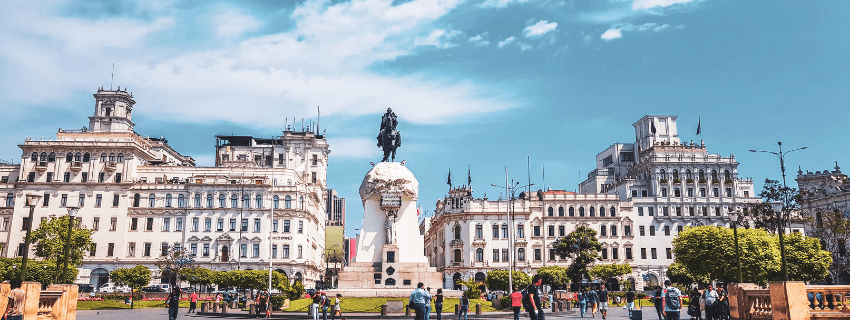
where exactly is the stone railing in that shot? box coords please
[806,285,850,319]
[731,282,850,320]
[0,282,77,320]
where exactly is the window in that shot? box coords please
[534,248,542,261]
[64,172,71,183]
[589,207,595,217]
[311,172,317,183]
[638,207,644,216]
[569,207,575,217]
[601,248,608,259]
[273,196,279,209]
[176,218,183,231]
[242,194,250,208]
[130,218,138,231]
[726,188,732,197]
[60,194,67,207]
[109,217,117,231]
[501,225,508,238]
[194,194,201,207]
[548,207,553,216]
[254,219,261,232]
[533,225,540,237]
[192,218,199,231]
[191,244,198,256]
[517,248,525,261]
[624,225,631,236]
[744,191,750,197]
[132,194,140,207]
[78,194,85,207]
[148,194,156,207]
[475,225,483,239]
[579,207,585,217]
[648,207,654,216]
[700,188,706,197]
[285,196,291,209]
[297,245,303,259]
[663,206,669,216]
[687,187,693,197]
[253,244,260,257]
[81,172,88,182]
[651,248,658,259]
[74,153,82,162]
[46,172,53,182]
[128,243,135,257]
[492,225,499,238]
[674,188,681,197]
[493,249,500,262]
[207,194,213,208]
[612,248,619,260]
[161,218,171,231]
[599,206,606,217]
[273,220,279,232]
[144,243,152,256]
[549,249,556,261]
[502,249,508,262]
[272,245,278,258]
[27,172,35,182]
[284,220,290,232]
[241,219,248,232]
[725,170,731,180]
[107,243,114,257]
[476,248,484,262]
[639,226,645,236]
[116,153,124,163]
[666,248,673,259]
[240,244,248,258]
[676,207,682,216]
[673,170,679,180]
[230,219,236,231]
[205,218,212,231]
[548,226,555,237]
[677,225,683,233]
[283,245,290,258]
[559,225,565,237]
[650,226,656,236]
[610,207,616,216]
[641,248,647,259]
[115,173,122,183]
[601,226,607,237]
[217,219,223,232]
[299,197,305,210]
[661,188,667,197]
[203,244,210,257]
[664,226,670,236]
[146,218,154,231]
[256,195,263,208]
[298,220,303,233]
[517,225,524,238]
[219,195,226,208]
[21,217,31,231]
[625,247,632,260]
[161,243,169,256]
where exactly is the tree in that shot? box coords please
[110,265,151,309]
[458,277,482,299]
[666,263,698,287]
[803,207,850,284]
[780,232,831,282]
[739,179,803,233]
[485,270,531,292]
[155,246,195,286]
[0,257,77,286]
[589,263,632,285]
[182,267,215,289]
[536,266,568,289]
[30,215,94,283]
[552,226,602,284]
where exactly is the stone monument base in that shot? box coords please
[337,261,442,291]
[324,288,464,299]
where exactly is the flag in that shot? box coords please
[447,169,452,187]
[417,205,421,216]
[467,165,472,186]
[651,121,656,134]
[696,117,701,135]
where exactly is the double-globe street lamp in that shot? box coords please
[491,169,533,294]
[60,207,80,283]
[20,194,43,281]
[749,141,807,281]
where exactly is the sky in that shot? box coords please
[1,0,848,238]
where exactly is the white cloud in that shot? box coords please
[467,33,491,46]
[600,29,622,40]
[497,36,516,48]
[632,0,700,10]
[212,7,264,37]
[519,43,533,51]
[523,20,558,37]
[479,0,530,9]
[415,29,464,48]
[326,137,382,160]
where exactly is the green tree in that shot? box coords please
[485,270,531,292]
[739,179,803,233]
[30,215,94,283]
[803,207,850,284]
[666,263,699,287]
[536,266,568,289]
[780,232,831,282]
[0,257,77,286]
[589,263,632,286]
[155,246,195,285]
[458,277,483,299]
[674,225,779,285]
[110,265,151,309]
[553,226,602,284]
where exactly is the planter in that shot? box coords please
[659,179,668,184]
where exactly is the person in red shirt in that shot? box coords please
[510,287,523,320]
[188,291,199,313]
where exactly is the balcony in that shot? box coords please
[34,162,48,171]
[104,161,117,171]
[450,259,464,267]
[69,162,83,171]
[449,239,464,248]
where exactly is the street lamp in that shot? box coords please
[20,194,43,281]
[492,169,533,294]
[750,141,806,282]
[61,207,79,283]
[730,211,743,283]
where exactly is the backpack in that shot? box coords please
[665,287,681,310]
[520,288,533,310]
[460,297,469,307]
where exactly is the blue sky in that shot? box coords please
[1,0,848,238]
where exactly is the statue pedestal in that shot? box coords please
[337,162,441,291]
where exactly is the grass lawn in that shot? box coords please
[283,298,497,313]
[78,300,193,310]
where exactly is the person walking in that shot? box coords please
[311,292,323,320]
[410,282,432,320]
[458,294,470,320]
[586,287,598,318]
[3,280,25,320]
[548,292,554,309]
[527,275,545,320]
[167,288,181,320]
[320,292,331,320]
[331,294,342,320]
[577,289,587,318]
[434,289,444,320]
[688,287,702,320]
[425,288,432,320]
[597,285,609,320]
[654,286,664,320]
[255,290,268,318]
[717,287,729,320]
[703,285,717,320]
[188,291,199,314]
[510,288,523,320]
[662,280,683,320]
[626,288,636,310]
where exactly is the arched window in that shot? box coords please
[299,197,304,210]
[547,207,553,217]
[610,207,616,217]
[660,169,667,180]
[672,170,679,180]
[165,194,172,207]
[194,194,201,207]
[74,153,82,162]
[147,194,155,207]
[178,194,185,208]
[454,225,461,240]
[133,194,140,207]
[579,207,585,217]
[231,195,238,208]
[256,195,263,209]
[117,153,124,163]
[5,193,13,207]
[517,248,526,261]
[476,248,484,262]
[100,153,107,162]
[273,196,279,209]
[48,153,55,162]
[600,206,606,217]
[219,194,225,208]
[685,170,692,180]
[206,194,213,208]
[39,152,47,161]
[31,153,38,161]
[698,170,705,181]
[589,206,595,217]
[385,278,396,286]
[65,153,73,162]
[243,194,250,208]
[284,196,291,209]
[109,153,116,162]
[559,207,565,217]
[569,207,575,217]
[725,170,731,180]
[83,153,90,162]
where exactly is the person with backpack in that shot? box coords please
[311,292,323,320]
[717,287,729,320]
[526,275,545,320]
[586,287,598,317]
[626,288,636,310]
[577,289,587,318]
[704,285,717,320]
[597,285,609,320]
[410,282,432,320]
[662,280,683,320]
[320,292,331,320]
[653,286,664,320]
[510,288,523,320]
[458,294,470,320]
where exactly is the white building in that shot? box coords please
[424,115,760,291]
[1,87,329,289]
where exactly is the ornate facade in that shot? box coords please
[0,87,330,289]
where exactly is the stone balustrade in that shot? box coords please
[0,282,77,320]
[730,282,850,320]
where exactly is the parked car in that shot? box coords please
[141,286,165,292]
[76,284,94,293]
[181,287,199,293]
[99,283,131,293]
[305,288,318,296]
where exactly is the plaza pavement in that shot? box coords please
[78,305,669,320]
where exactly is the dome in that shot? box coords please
[359,162,419,201]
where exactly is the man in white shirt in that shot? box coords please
[704,285,718,320]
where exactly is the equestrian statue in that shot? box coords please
[377,108,401,162]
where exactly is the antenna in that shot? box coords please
[111,63,115,90]
[317,106,320,134]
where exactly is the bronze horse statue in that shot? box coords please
[377,108,401,162]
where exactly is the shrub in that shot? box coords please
[499,296,512,310]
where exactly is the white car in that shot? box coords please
[99,283,131,293]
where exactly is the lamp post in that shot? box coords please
[730,211,743,283]
[61,207,79,283]
[492,168,533,293]
[750,141,807,281]
[20,194,43,281]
